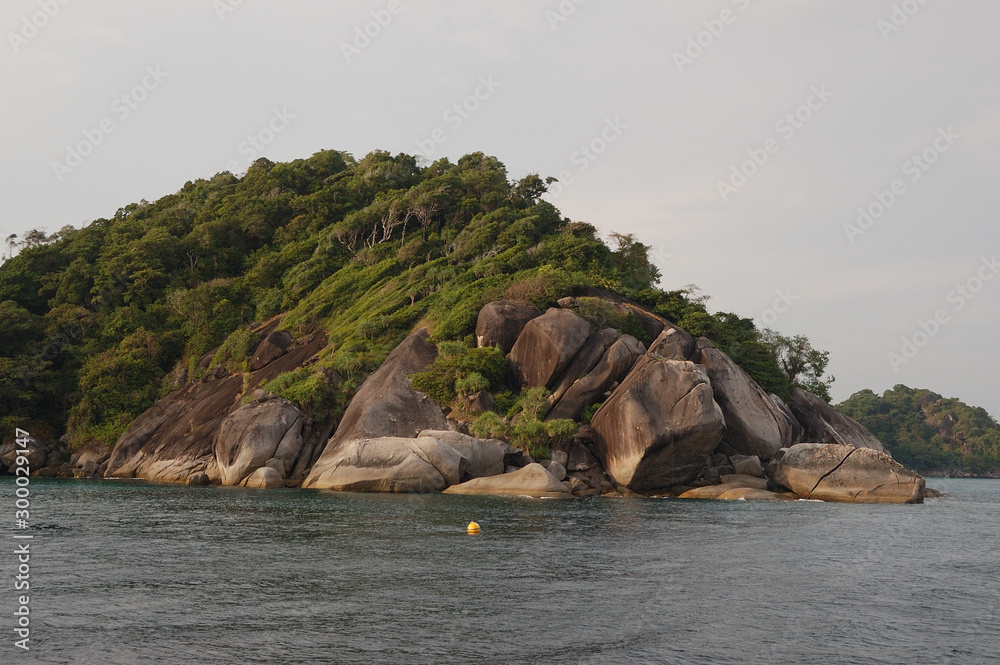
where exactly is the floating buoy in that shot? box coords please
[466,521,481,534]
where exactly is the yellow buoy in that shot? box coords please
[466,521,481,534]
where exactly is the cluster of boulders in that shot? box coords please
[14,293,928,505]
[0,436,111,479]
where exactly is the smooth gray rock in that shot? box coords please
[475,301,542,353]
[303,437,467,492]
[774,443,924,503]
[547,335,645,422]
[443,463,571,497]
[508,308,592,389]
[591,357,726,493]
[243,466,285,489]
[417,430,511,480]
[697,338,797,459]
[248,330,288,371]
[214,399,303,486]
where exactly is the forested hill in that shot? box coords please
[837,386,1000,476]
[0,149,835,449]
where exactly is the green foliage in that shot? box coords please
[0,147,845,450]
[837,385,1000,475]
[760,330,833,402]
[210,327,260,371]
[410,344,506,405]
[455,372,489,397]
[582,402,602,425]
[469,387,578,459]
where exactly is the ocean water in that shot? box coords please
[2,478,998,665]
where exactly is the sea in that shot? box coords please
[2,477,998,664]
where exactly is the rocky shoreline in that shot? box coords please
[3,294,935,504]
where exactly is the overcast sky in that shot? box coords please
[1,0,998,415]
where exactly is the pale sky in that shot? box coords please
[2,1,998,415]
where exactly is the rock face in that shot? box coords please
[248,330,292,371]
[697,339,795,459]
[789,388,885,452]
[590,357,726,493]
[475,301,542,353]
[507,308,591,389]
[548,328,620,405]
[315,329,446,457]
[443,463,571,498]
[104,326,326,484]
[547,335,645,421]
[418,430,511,480]
[302,437,467,492]
[214,400,304,486]
[773,443,924,503]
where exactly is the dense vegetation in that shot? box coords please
[837,386,1000,476]
[0,149,826,450]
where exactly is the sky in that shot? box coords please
[1,0,998,415]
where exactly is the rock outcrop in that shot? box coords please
[214,400,304,486]
[104,325,326,484]
[548,327,619,405]
[443,463,571,498]
[302,436,467,492]
[475,301,542,353]
[772,443,924,503]
[789,388,885,452]
[304,329,446,486]
[696,338,795,459]
[547,335,645,421]
[590,357,726,493]
[507,308,591,388]
[248,330,292,371]
[417,430,512,480]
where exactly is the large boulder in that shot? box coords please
[789,388,885,452]
[0,438,48,472]
[696,339,797,459]
[475,301,542,353]
[443,463,571,498]
[214,399,304,486]
[507,308,591,389]
[309,328,447,480]
[417,430,512,480]
[773,443,924,503]
[243,466,285,489]
[547,335,645,421]
[590,357,726,494]
[302,437,467,492]
[548,328,620,404]
[248,330,292,371]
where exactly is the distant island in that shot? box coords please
[1,150,995,497]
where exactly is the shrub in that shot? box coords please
[411,344,506,405]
